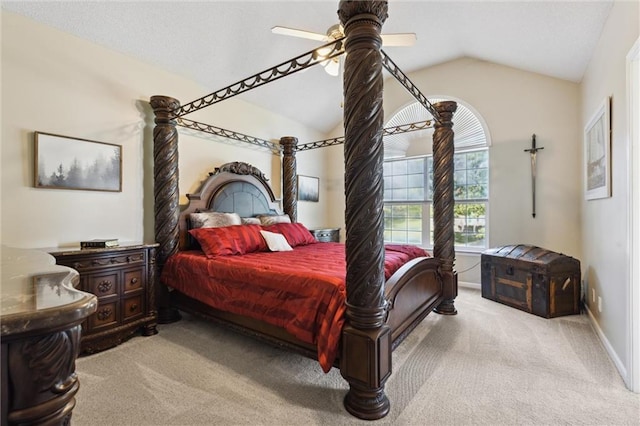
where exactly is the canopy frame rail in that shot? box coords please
[176,117,281,155]
[173,38,345,118]
[296,119,435,151]
[381,50,441,124]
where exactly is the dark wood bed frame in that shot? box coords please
[150,1,457,420]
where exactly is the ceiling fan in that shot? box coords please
[272,24,416,76]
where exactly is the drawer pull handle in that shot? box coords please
[96,308,112,321]
[130,277,138,285]
[129,304,138,312]
[506,266,514,276]
[97,281,113,293]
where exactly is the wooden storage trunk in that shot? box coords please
[481,244,581,318]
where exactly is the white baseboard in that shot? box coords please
[585,305,629,385]
[459,281,481,290]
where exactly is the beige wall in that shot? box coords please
[1,12,326,249]
[580,0,640,379]
[327,57,582,285]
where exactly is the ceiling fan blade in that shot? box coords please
[381,33,417,47]
[271,26,328,42]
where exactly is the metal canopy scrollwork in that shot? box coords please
[381,50,441,123]
[296,136,346,151]
[161,38,441,157]
[296,120,435,151]
[384,119,434,136]
[173,38,345,118]
[177,117,281,155]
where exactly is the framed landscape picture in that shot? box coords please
[34,132,122,192]
[297,175,319,202]
[584,97,611,200]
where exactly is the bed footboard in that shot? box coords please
[384,257,443,347]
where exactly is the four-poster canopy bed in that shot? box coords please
[150,0,457,420]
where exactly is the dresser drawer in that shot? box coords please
[90,301,119,330]
[123,295,144,321]
[123,268,144,294]
[87,272,119,298]
[61,249,147,272]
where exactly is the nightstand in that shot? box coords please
[47,242,158,354]
[310,228,341,243]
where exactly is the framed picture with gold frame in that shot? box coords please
[34,132,122,192]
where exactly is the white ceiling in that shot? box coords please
[2,1,613,134]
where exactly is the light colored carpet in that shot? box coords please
[74,288,640,425]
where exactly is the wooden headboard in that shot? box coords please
[178,162,282,250]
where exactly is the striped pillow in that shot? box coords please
[241,217,261,225]
[263,223,317,247]
[257,214,291,226]
[189,225,267,258]
[190,212,241,229]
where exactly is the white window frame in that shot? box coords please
[383,149,489,252]
[383,96,492,253]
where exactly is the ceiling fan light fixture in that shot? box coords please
[274,22,413,77]
[323,57,340,76]
[314,42,343,76]
[326,24,343,40]
[315,45,333,60]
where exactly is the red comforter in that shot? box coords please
[161,242,428,372]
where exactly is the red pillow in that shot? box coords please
[263,223,317,247]
[189,225,267,258]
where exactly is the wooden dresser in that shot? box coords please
[48,242,158,354]
[1,247,97,425]
[310,228,341,243]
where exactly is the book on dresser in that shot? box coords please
[80,238,119,249]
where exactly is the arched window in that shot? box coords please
[383,97,491,251]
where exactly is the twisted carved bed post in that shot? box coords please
[280,136,298,223]
[432,101,459,315]
[338,0,391,420]
[150,95,182,323]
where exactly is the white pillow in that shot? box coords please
[260,230,293,252]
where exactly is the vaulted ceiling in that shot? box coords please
[2,1,613,134]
